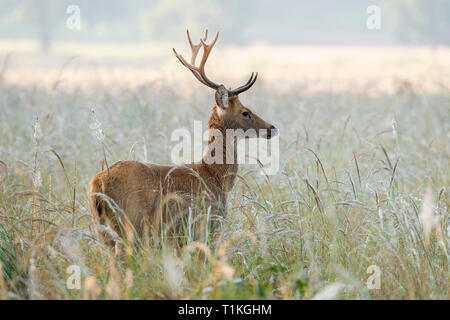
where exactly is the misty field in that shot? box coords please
[0,43,448,299]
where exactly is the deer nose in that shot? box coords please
[270,125,278,135]
[267,125,278,139]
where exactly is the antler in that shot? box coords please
[173,29,220,89]
[173,29,258,95]
[228,72,258,95]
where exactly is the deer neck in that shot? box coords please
[202,106,238,192]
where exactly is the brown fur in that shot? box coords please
[89,90,276,244]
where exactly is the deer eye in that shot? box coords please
[242,111,251,118]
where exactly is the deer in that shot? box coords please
[88,30,278,246]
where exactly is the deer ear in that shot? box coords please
[215,85,229,109]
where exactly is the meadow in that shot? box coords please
[0,41,448,299]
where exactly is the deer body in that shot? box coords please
[88,30,277,242]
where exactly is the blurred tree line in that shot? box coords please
[382,0,450,46]
[0,0,448,51]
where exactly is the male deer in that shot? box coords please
[88,30,278,244]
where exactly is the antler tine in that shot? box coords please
[231,72,255,92]
[186,29,208,65]
[197,31,220,89]
[199,32,219,66]
[186,29,194,49]
[173,48,209,86]
[173,29,220,89]
[229,72,258,95]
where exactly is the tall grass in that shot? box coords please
[0,46,448,299]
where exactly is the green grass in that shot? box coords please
[0,47,448,299]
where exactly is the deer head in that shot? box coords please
[173,30,278,139]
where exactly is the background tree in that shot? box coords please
[382,0,450,46]
[0,0,67,52]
